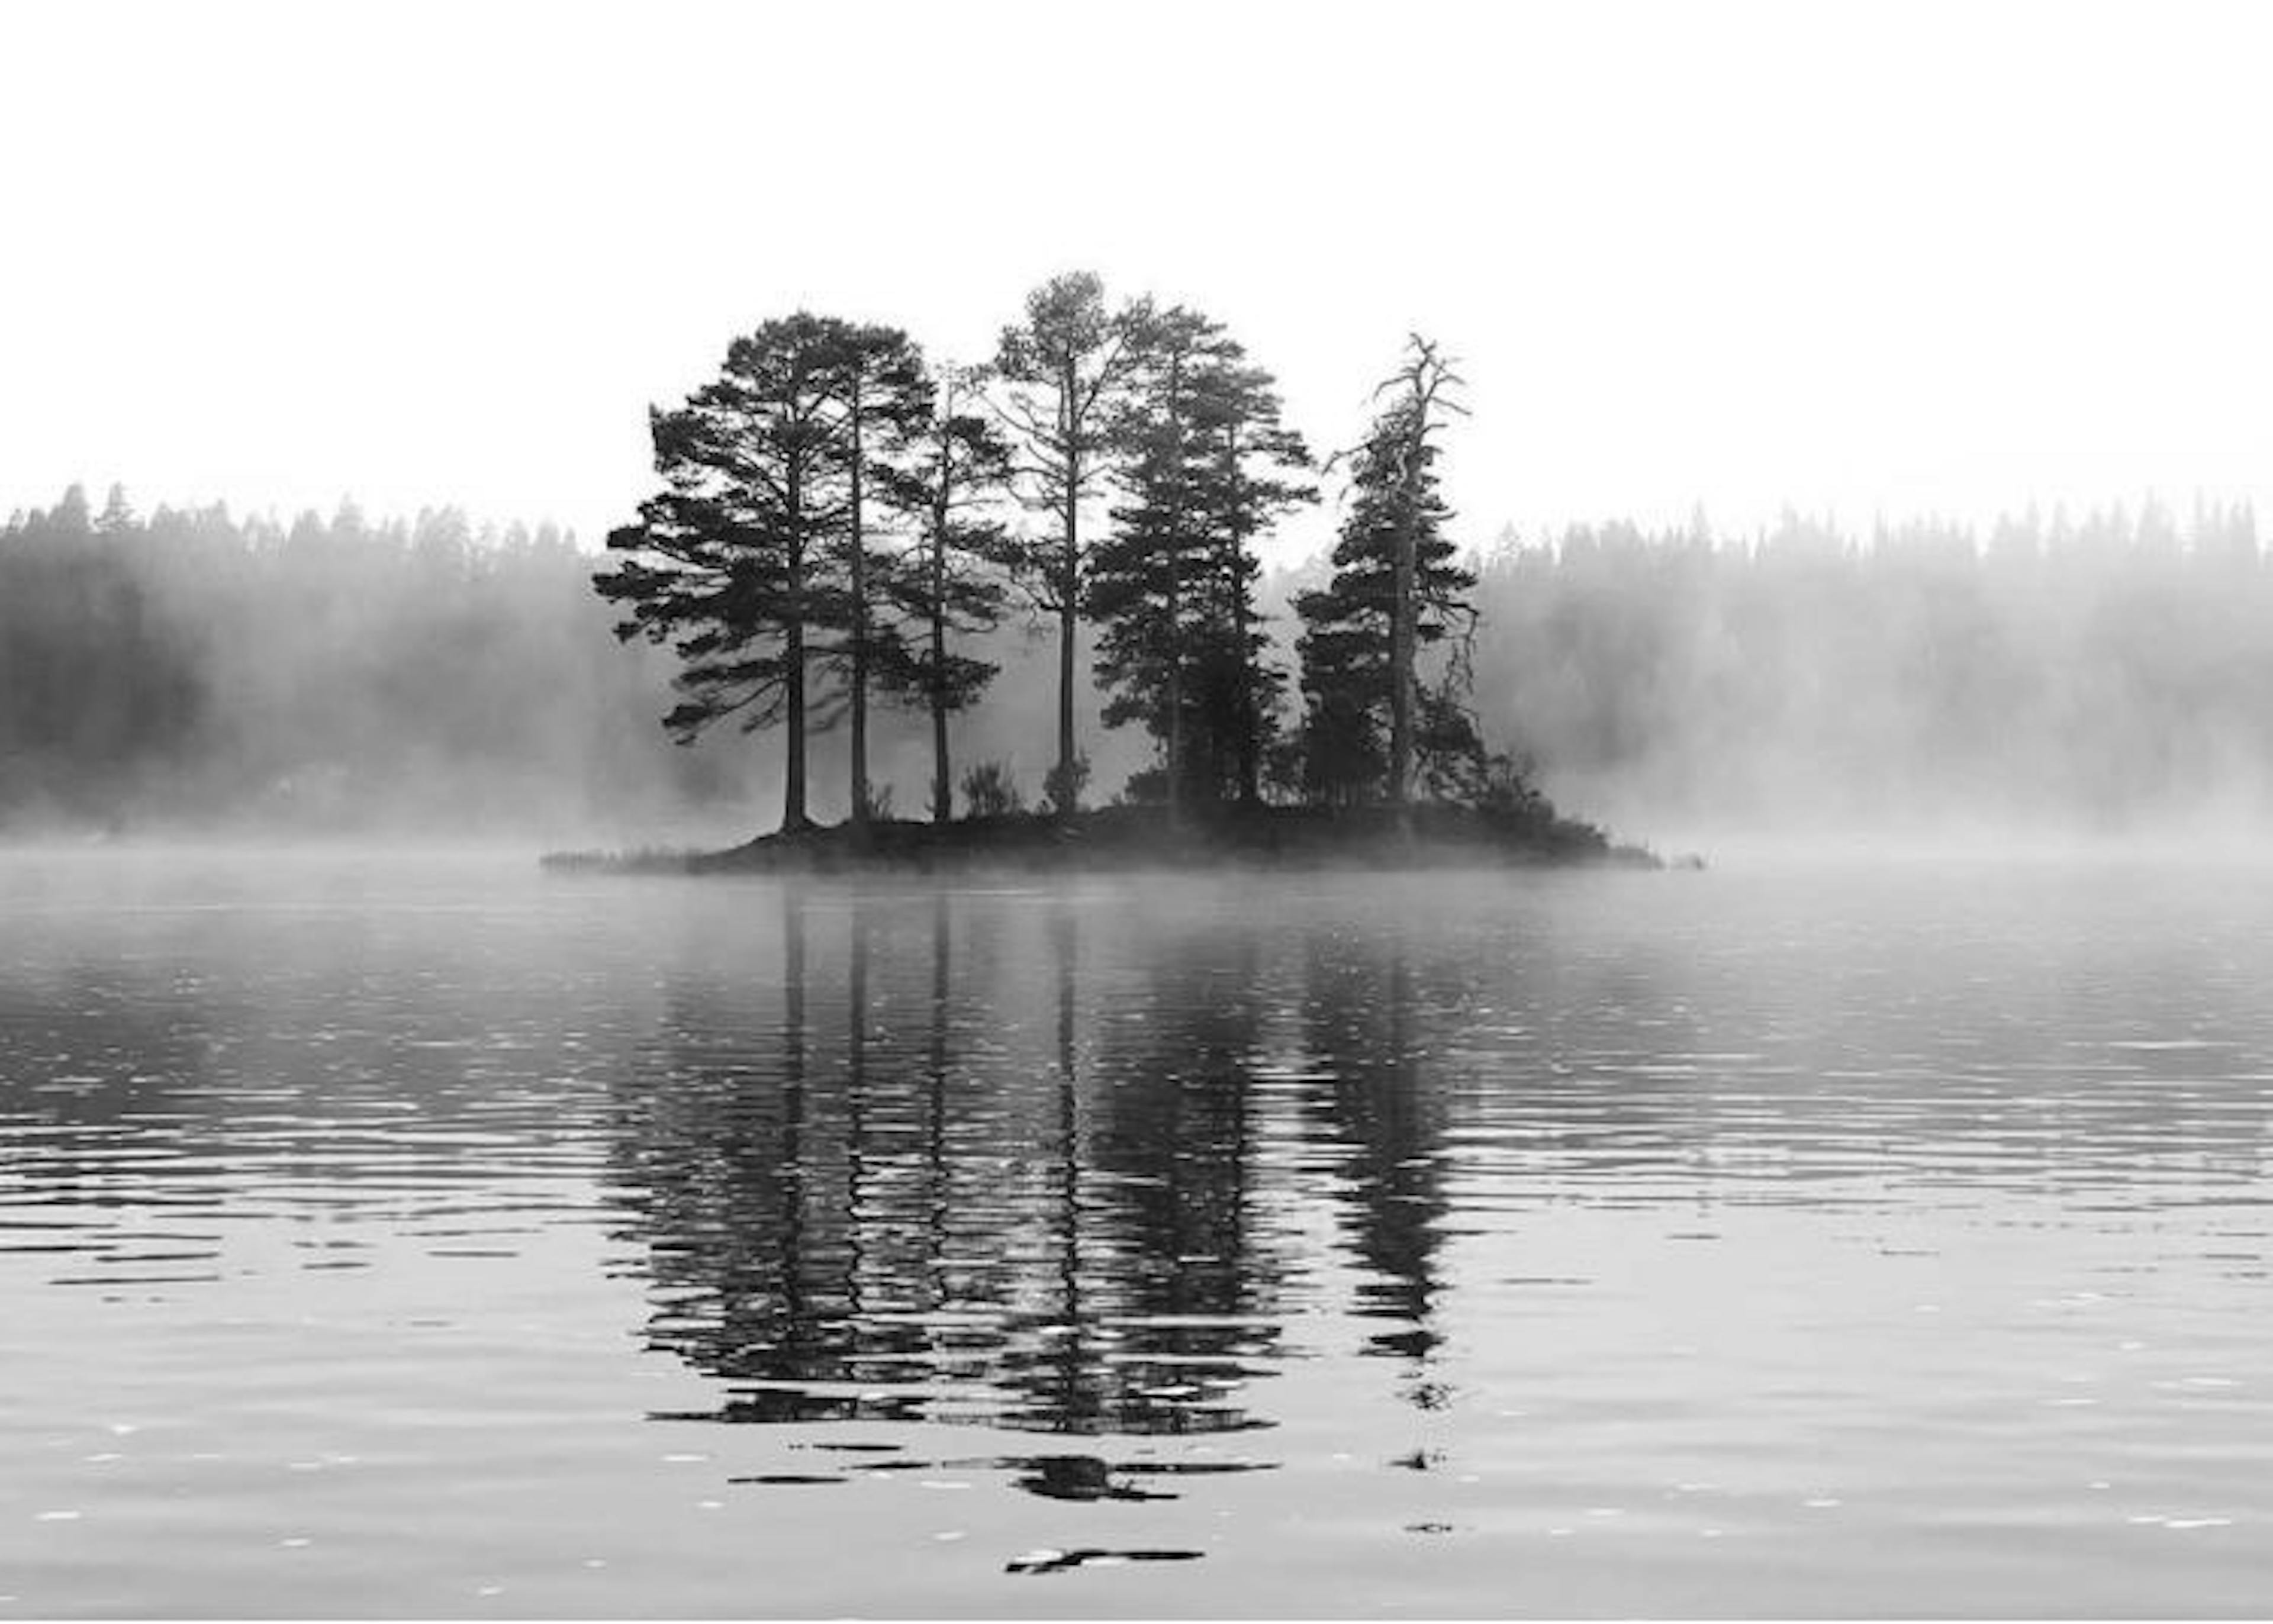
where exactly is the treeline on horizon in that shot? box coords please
[1477,498,2273,830]
[7,480,2273,838]
[0,484,735,834]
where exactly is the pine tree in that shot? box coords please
[1189,354,1313,802]
[991,272,1153,816]
[1086,306,1220,816]
[1293,337,1478,807]
[96,483,136,536]
[817,322,935,827]
[1086,311,1312,811]
[597,314,858,833]
[877,360,1013,822]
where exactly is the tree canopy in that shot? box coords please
[598,314,990,830]
[596,297,1522,836]
[991,272,1154,816]
[1087,307,1312,811]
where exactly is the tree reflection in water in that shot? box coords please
[605,887,1464,1455]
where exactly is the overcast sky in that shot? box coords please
[5,0,2270,559]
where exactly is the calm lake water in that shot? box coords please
[2,848,2270,1616]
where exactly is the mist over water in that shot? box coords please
[9,468,2272,1617]
[8,489,2273,849]
[4,853,2271,1615]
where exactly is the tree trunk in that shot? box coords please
[930,471,952,823]
[785,532,809,832]
[1166,571,1183,826]
[931,682,951,822]
[1221,422,1263,805]
[1055,376,1080,819]
[1057,571,1076,816]
[849,390,870,829]
[1162,350,1184,827]
[1234,565,1260,803]
[1389,449,1416,811]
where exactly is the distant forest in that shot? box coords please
[0,486,720,836]
[7,478,2269,840]
[1473,500,2273,832]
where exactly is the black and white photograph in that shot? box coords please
[4,2,2272,1616]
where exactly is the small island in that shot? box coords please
[557,273,1654,875]
[545,800,1656,878]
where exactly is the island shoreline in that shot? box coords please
[541,803,1670,877]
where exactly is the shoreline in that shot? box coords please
[540,803,1670,877]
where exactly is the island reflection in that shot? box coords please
[602,885,1463,1445]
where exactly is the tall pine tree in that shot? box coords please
[1189,352,1313,803]
[1086,306,1219,817]
[598,314,860,833]
[1087,310,1311,810]
[818,322,935,827]
[991,272,1153,816]
[1293,337,1479,808]
[877,360,1013,822]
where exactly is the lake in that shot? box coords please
[2,849,2269,1616]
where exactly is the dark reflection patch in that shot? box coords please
[1005,1546,1206,1575]
[725,1472,846,1486]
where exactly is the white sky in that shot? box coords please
[5,0,2271,559]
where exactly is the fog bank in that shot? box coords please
[8,486,2272,848]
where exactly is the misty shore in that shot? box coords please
[540,803,1663,877]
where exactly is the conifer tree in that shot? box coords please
[597,314,857,833]
[819,322,935,827]
[1086,306,1219,817]
[1086,310,1312,810]
[1293,337,1478,807]
[877,360,1013,822]
[1190,353,1313,802]
[96,483,136,536]
[991,272,1153,816]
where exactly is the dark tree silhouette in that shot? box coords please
[992,272,1154,817]
[1087,309,1313,813]
[822,322,936,826]
[1187,343,1313,803]
[1087,306,1224,820]
[597,313,919,833]
[878,360,1013,822]
[1294,337,1480,807]
[598,316,846,829]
